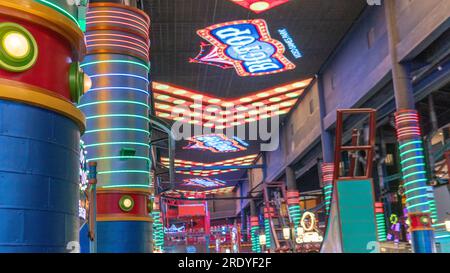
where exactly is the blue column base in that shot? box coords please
[97,221,152,253]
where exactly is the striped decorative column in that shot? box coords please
[79,3,152,253]
[250,216,261,253]
[375,202,387,242]
[426,186,438,223]
[152,196,164,252]
[0,0,86,252]
[287,191,301,228]
[321,163,334,215]
[263,207,272,249]
[395,109,435,253]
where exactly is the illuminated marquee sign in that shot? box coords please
[184,134,248,153]
[183,178,227,188]
[195,19,295,76]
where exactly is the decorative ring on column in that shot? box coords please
[119,195,135,212]
[69,62,91,103]
[0,22,38,72]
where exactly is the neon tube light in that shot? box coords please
[80,60,150,71]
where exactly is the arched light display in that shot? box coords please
[182,178,227,188]
[161,154,258,176]
[153,78,312,128]
[184,134,248,153]
[194,19,295,77]
[168,186,235,196]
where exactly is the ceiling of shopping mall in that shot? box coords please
[145,0,367,190]
[145,0,366,98]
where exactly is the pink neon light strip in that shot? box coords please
[87,10,149,26]
[86,43,149,58]
[87,15,149,30]
[87,38,149,52]
[86,20,148,35]
[85,33,149,48]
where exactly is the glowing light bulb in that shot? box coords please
[123,198,132,208]
[83,74,92,93]
[2,32,29,58]
[250,1,270,12]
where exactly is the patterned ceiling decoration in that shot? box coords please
[193,19,295,77]
[183,134,248,153]
[161,154,258,176]
[170,187,235,196]
[182,178,227,188]
[228,0,291,14]
[153,77,313,128]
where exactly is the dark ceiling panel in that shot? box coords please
[145,0,366,98]
[145,0,366,188]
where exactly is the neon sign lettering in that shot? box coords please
[196,19,295,76]
[277,28,302,59]
[183,178,227,188]
[184,134,248,153]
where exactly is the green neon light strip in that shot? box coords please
[400,148,424,157]
[80,60,150,71]
[98,170,151,175]
[100,184,150,189]
[403,170,426,179]
[400,156,424,165]
[36,0,81,28]
[402,163,425,172]
[87,156,150,162]
[404,186,429,195]
[407,201,430,210]
[85,142,150,148]
[406,194,429,203]
[399,140,423,150]
[403,179,428,188]
[78,100,149,108]
[86,114,150,121]
[85,128,150,134]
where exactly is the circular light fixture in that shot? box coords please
[119,195,135,212]
[69,62,87,103]
[0,23,38,72]
[250,1,270,12]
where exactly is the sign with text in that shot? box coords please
[195,19,295,76]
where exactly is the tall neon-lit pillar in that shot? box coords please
[263,207,273,250]
[321,163,334,215]
[385,0,435,252]
[0,0,87,252]
[79,2,152,252]
[286,167,301,228]
[250,216,261,253]
[395,110,435,252]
